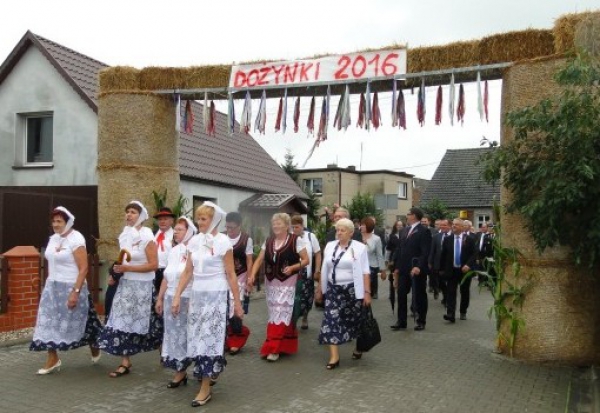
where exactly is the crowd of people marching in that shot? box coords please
[30,202,494,408]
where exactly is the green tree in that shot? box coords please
[344,192,383,225]
[304,188,321,230]
[480,53,600,266]
[419,197,451,221]
[281,148,299,183]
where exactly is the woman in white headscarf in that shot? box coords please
[155,216,197,388]
[30,207,103,374]
[98,201,163,378]
[171,202,243,408]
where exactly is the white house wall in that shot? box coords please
[0,46,97,186]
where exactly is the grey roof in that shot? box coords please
[0,31,306,198]
[420,148,500,208]
[239,193,308,213]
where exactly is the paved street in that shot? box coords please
[0,284,573,413]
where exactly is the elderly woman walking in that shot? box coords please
[30,207,103,374]
[317,218,371,369]
[249,213,309,362]
[98,200,163,378]
[171,202,243,407]
[155,216,197,388]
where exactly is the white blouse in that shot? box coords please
[320,240,370,299]
[121,227,155,282]
[164,243,191,298]
[188,233,232,291]
[45,230,86,283]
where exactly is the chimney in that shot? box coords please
[327,163,338,169]
[347,165,356,171]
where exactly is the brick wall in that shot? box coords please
[0,246,40,332]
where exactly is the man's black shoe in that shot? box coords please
[390,323,407,331]
[443,314,456,323]
[414,324,425,331]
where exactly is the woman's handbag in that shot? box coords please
[356,306,381,352]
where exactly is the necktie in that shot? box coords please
[156,231,165,251]
[407,226,415,237]
[454,236,461,267]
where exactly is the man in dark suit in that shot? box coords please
[391,207,432,331]
[440,218,477,322]
[475,222,495,286]
[428,218,451,302]
[325,207,362,243]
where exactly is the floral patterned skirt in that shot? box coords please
[161,294,191,372]
[188,289,228,378]
[98,279,163,356]
[30,281,102,351]
[299,270,315,317]
[318,282,363,345]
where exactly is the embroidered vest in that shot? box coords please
[232,232,250,276]
[264,234,300,282]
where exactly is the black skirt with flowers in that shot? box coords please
[318,282,363,345]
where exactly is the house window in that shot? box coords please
[398,182,408,199]
[302,178,323,194]
[477,214,491,228]
[25,115,53,163]
[193,196,217,214]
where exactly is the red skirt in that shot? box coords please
[225,325,250,350]
[260,322,298,356]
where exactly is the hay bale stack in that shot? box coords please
[500,57,600,364]
[407,40,478,73]
[478,29,555,65]
[574,12,600,57]
[554,11,600,54]
[137,65,231,91]
[99,66,140,94]
[96,93,179,260]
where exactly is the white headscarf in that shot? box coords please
[118,200,149,253]
[180,216,197,244]
[53,206,75,235]
[199,201,227,248]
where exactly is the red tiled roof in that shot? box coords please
[0,31,306,198]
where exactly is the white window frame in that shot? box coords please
[14,111,54,167]
[476,214,491,228]
[303,178,323,195]
[397,182,408,199]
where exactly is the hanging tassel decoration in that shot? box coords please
[227,92,235,135]
[254,90,267,134]
[174,93,181,133]
[282,89,288,134]
[449,73,455,126]
[307,96,315,134]
[184,100,194,134]
[340,85,351,131]
[398,88,406,130]
[457,83,465,125]
[293,96,301,133]
[317,96,327,141]
[484,80,489,123]
[357,93,366,128]
[477,72,484,121]
[207,100,216,136]
[275,97,283,132]
[365,82,372,131]
[325,85,331,136]
[372,92,381,130]
[391,80,398,127]
[435,86,443,126]
[240,91,252,134]
[417,78,426,127]
[333,93,344,131]
[203,92,210,135]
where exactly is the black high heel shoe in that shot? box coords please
[352,351,363,360]
[167,374,188,388]
[326,360,340,370]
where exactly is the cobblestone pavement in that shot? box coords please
[0,284,572,413]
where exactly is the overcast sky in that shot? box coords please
[2,0,598,179]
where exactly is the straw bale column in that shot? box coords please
[499,15,600,364]
[96,90,179,261]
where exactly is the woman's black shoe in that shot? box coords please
[326,360,340,370]
[352,351,363,360]
[167,374,188,388]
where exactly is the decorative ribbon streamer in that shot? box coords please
[184,100,194,134]
[449,73,455,126]
[340,85,352,131]
[357,93,366,128]
[333,92,343,131]
[254,90,267,134]
[317,95,327,141]
[227,92,235,135]
[457,83,466,125]
[372,91,381,130]
[203,92,209,135]
[293,96,301,133]
[417,78,426,127]
[484,80,489,123]
[398,88,406,130]
[174,93,181,133]
[275,96,283,132]
[435,85,443,126]
[477,71,484,121]
[391,80,398,127]
[240,91,252,134]
[307,96,315,134]
[208,100,216,136]
[365,82,372,131]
